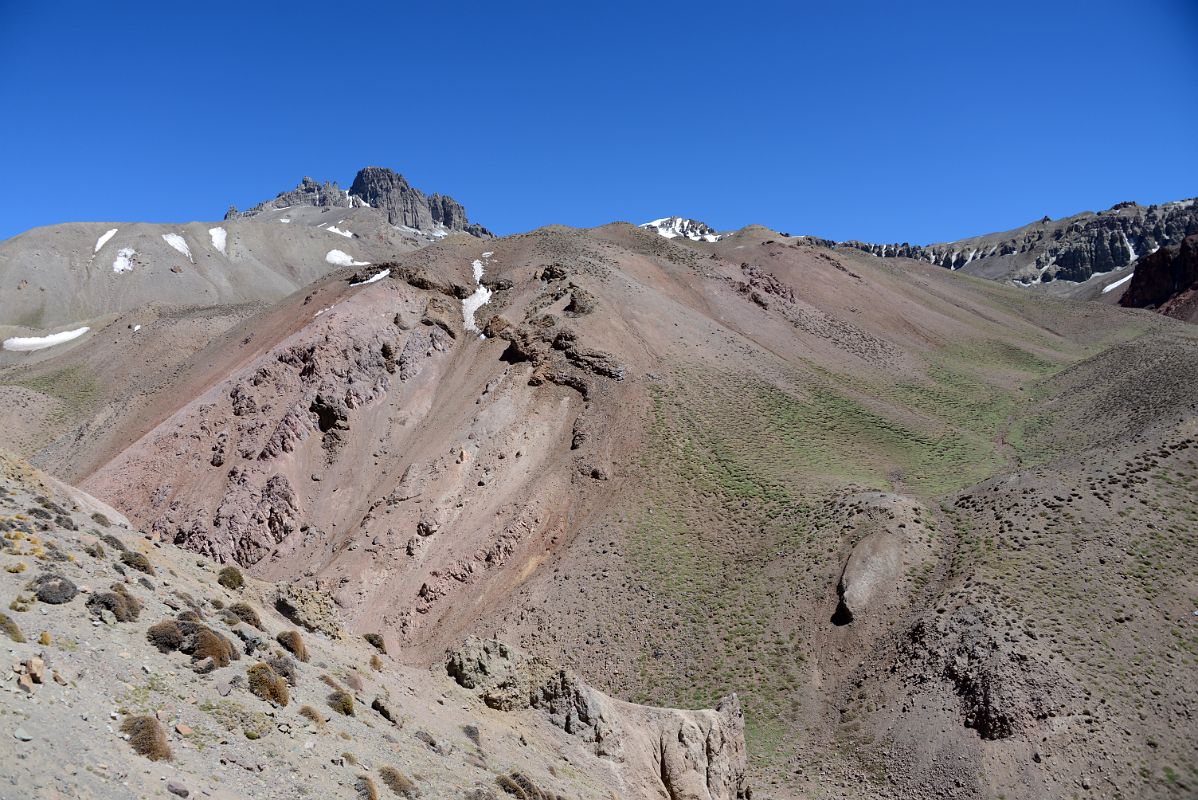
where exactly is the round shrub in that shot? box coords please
[217,565,244,590]
[30,572,77,605]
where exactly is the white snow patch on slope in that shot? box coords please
[113,248,135,274]
[3,327,90,352]
[326,226,354,238]
[279,218,291,224]
[162,233,193,262]
[208,226,227,255]
[326,249,370,267]
[462,256,494,335]
[1102,272,1135,294]
[94,228,118,253]
[349,268,390,287]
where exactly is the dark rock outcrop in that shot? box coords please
[1119,234,1198,322]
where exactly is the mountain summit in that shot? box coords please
[640,216,722,242]
[227,167,491,237]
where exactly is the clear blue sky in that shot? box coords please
[2,0,1195,243]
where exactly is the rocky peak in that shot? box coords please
[227,176,354,219]
[227,167,492,237]
[349,167,490,237]
[640,216,722,242]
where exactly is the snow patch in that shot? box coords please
[113,248,136,274]
[326,225,354,238]
[326,249,370,267]
[641,217,721,242]
[133,324,142,332]
[162,233,193,262]
[462,257,493,334]
[279,218,291,224]
[94,228,118,253]
[208,226,227,255]
[349,268,390,287]
[1102,272,1134,294]
[3,326,90,352]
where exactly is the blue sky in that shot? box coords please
[1,0,1195,243]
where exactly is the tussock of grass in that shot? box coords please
[0,612,25,642]
[379,765,420,797]
[120,714,170,761]
[299,704,325,726]
[277,629,308,662]
[247,662,289,706]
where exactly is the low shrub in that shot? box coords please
[299,704,325,726]
[120,550,154,575]
[379,765,420,798]
[120,715,170,761]
[363,633,386,653]
[191,625,239,667]
[29,572,77,604]
[228,602,263,630]
[100,533,127,552]
[328,690,354,716]
[277,629,308,661]
[217,565,244,590]
[86,585,142,622]
[146,620,184,653]
[247,662,289,706]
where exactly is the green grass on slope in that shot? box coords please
[624,344,1071,771]
[8,365,102,427]
[628,384,822,767]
